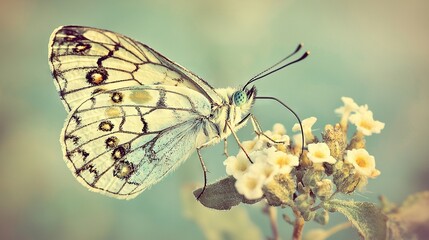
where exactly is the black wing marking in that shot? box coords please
[49,25,222,112]
[61,85,213,199]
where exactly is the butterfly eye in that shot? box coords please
[232,91,247,106]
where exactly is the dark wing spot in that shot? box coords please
[76,149,89,161]
[113,161,136,179]
[65,134,80,145]
[73,43,91,54]
[105,136,119,149]
[156,89,166,107]
[98,121,114,131]
[141,116,148,133]
[58,29,87,44]
[111,92,123,103]
[72,115,82,125]
[86,68,108,85]
[76,164,99,177]
[112,146,127,160]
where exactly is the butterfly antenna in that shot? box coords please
[242,44,309,90]
[254,96,305,159]
[249,44,302,82]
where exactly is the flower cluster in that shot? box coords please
[223,96,385,224]
[335,97,385,136]
[223,123,298,200]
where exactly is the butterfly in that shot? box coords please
[49,26,308,200]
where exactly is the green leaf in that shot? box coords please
[193,176,258,210]
[322,199,387,240]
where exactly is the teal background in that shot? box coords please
[1,0,428,239]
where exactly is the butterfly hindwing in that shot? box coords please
[61,85,212,199]
[49,25,222,112]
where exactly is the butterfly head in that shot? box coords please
[231,86,256,112]
[232,90,247,106]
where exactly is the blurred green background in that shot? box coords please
[1,0,428,239]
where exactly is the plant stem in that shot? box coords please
[292,208,305,240]
[264,204,279,240]
[310,190,338,212]
[269,206,279,240]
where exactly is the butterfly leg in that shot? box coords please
[226,121,253,164]
[195,136,221,199]
[196,147,208,200]
[223,140,229,157]
[250,114,287,145]
[196,133,242,199]
[250,113,263,133]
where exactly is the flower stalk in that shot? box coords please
[263,204,280,240]
[292,208,305,240]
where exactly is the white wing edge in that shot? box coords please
[49,25,76,113]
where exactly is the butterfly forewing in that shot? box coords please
[62,85,212,199]
[49,26,222,112]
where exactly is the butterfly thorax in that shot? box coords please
[198,87,256,147]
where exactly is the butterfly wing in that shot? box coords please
[49,25,222,112]
[62,85,213,199]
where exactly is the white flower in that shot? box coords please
[273,123,286,135]
[267,150,299,174]
[251,146,277,162]
[349,106,385,136]
[292,134,308,156]
[293,133,303,148]
[242,140,259,153]
[271,133,290,145]
[244,134,271,153]
[335,97,359,115]
[248,161,278,183]
[345,149,380,178]
[234,170,265,200]
[335,97,360,129]
[306,143,336,164]
[265,131,290,152]
[292,117,317,143]
[223,150,251,179]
